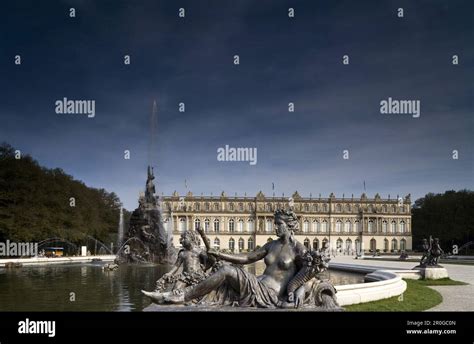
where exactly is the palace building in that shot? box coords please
[161,191,412,254]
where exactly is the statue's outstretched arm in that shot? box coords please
[212,245,267,265]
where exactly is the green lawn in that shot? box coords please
[345,278,467,312]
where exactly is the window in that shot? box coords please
[304,238,310,249]
[355,220,361,233]
[312,220,318,232]
[346,204,351,212]
[382,221,388,233]
[344,220,351,233]
[303,220,309,233]
[313,204,319,212]
[368,205,373,212]
[368,220,374,233]
[336,239,343,252]
[265,203,271,212]
[400,221,406,233]
[214,219,220,233]
[323,204,328,212]
[345,239,352,251]
[248,238,254,251]
[229,203,234,211]
[179,218,186,233]
[321,220,328,233]
[370,238,376,251]
[214,203,220,211]
[238,219,244,232]
[194,203,200,211]
[336,204,342,212]
[400,239,406,251]
[391,221,397,233]
[247,219,254,232]
[229,238,235,252]
[205,203,210,211]
[213,238,220,249]
[204,219,210,232]
[248,203,254,211]
[384,239,389,251]
[266,219,272,232]
[229,219,235,232]
[239,203,243,211]
[383,205,387,212]
[392,205,396,213]
[391,239,398,251]
[313,239,319,250]
[238,238,244,252]
[194,218,201,230]
[304,204,309,212]
[335,220,342,233]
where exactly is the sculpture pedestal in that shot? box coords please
[413,266,449,280]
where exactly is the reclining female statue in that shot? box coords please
[142,209,339,310]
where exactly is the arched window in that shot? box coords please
[248,238,254,251]
[237,219,244,232]
[336,238,343,252]
[391,205,396,213]
[314,221,320,233]
[321,220,328,233]
[228,219,235,232]
[384,239,389,251]
[229,238,235,252]
[179,218,186,233]
[304,204,309,212]
[313,204,319,212]
[322,238,329,248]
[205,203,210,211]
[368,220,374,233]
[344,220,351,233]
[304,238,310,249]
[194,218,201,230]
[303,220,309,233]
[313,238,319,250]
[400,221,405,233]
[213,237,220,249]
[323,204,328,212]
[391,238,398,251]
[214,203,220,211]
[266,219,272,232]
[370,238,376,251]
[355,239,361,253]
[194,203,200,211]
[204,218,210,232]
[335,220,342,233]
[247,218,254,232]
[238,238,244,252]
[345,239,352,252]
[400,239,406,251]
[382,221,388,233]
[229,203,234,211]
[238,203,243,211]
[355,220,361,233]
[346,204,351,212]
[391,221,397,233]
[336,204,342,212]
[214,218,220,233]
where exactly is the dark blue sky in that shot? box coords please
[1,0,473,210]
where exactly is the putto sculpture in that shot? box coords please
[142,209,340,310]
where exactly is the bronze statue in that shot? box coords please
[419,236,444,267]
[142,209,339,310]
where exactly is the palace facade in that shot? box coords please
[161,191,412,254]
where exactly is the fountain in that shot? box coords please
[115,166,176,264]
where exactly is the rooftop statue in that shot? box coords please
[142,209,340,310]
